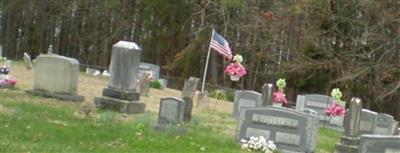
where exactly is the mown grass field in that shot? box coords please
[0,62,341,153]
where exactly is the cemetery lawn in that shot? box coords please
[0,62,341,152]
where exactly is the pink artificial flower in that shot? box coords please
[325,101,346,117]
[272,90,288,105]
[7,79,17,86]
[224,63,247,77]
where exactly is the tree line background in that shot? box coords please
[1,0,399,119]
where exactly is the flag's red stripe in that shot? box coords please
[211,41,232,56]
[210,43,231,58]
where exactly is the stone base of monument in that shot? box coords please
[26,89,84,102]
[94,96,145,114]
[152,124,187,134]
[102,87,140,101]
[334,136,359,153]
[94,87,145,114]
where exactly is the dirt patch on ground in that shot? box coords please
[10,62,234,114]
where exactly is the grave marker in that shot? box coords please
[94,41,145,114]
[236,107,319,153]
[232,90,262,120]
[153,97,187,133]
[181,77,199,99]
[26,54,84,102]
[335,97,362,153]
[374,113,397,135]
[359,109,378,135]
[359,135,400,153]
[139,62,160,79]
[23,52,33,70]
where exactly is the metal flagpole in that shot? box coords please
[201,29,215,93]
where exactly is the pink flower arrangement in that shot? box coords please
[325,101,346,117]
[272,90,288,105]
[325,88,346,117]
[224,62,246,77]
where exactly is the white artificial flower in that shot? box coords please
[240,139,247,143]
[268,144,277,151]
[241,143,248,150]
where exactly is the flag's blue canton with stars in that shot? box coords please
[210,31,232,59]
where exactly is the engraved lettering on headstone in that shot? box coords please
[251,114,299,129]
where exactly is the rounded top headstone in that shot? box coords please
[113,41,141,50]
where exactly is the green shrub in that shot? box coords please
[209,90,225,100]
[209,89,235,102]
[225,91,235,102]
[150,80,162,89]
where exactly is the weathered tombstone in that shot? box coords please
[153,97,187,133]
[137,72,152,96]
[180,77,199,122]
[197,90,209,109]
[94,41,145,114]
[236,107,319,153]
[358,135,400,153]
[139,62,160,79]
[261,83,273,106]
[182,97,193,122]
[181,77,199,99]
[232,90,262,120]
[295,95,306,111]
[359,109,378,135]
[297,94,345,129]
[374,113,397,135]
[335,97,362,153]
[303,94,333,122]
[23,52,33,70]
[26,54,84,102]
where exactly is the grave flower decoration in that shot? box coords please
[325,88,346,117]
[0,65,17,88]
[225,54,246,81]
[272,78,288,105]
[240,136,276,153]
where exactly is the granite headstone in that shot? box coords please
[94,41,145,114]
[236,107,319,153]
[181,77,199,99]
[153,97,187,133]
[359,135,400,153]
[374,113,397,135]
[232,90,262,120]
[359,109,378,135]
[26,54,84,102]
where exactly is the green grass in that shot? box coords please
[0,90,243,153]
[0,89,341,153]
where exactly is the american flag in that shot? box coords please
[210,31,232,60]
